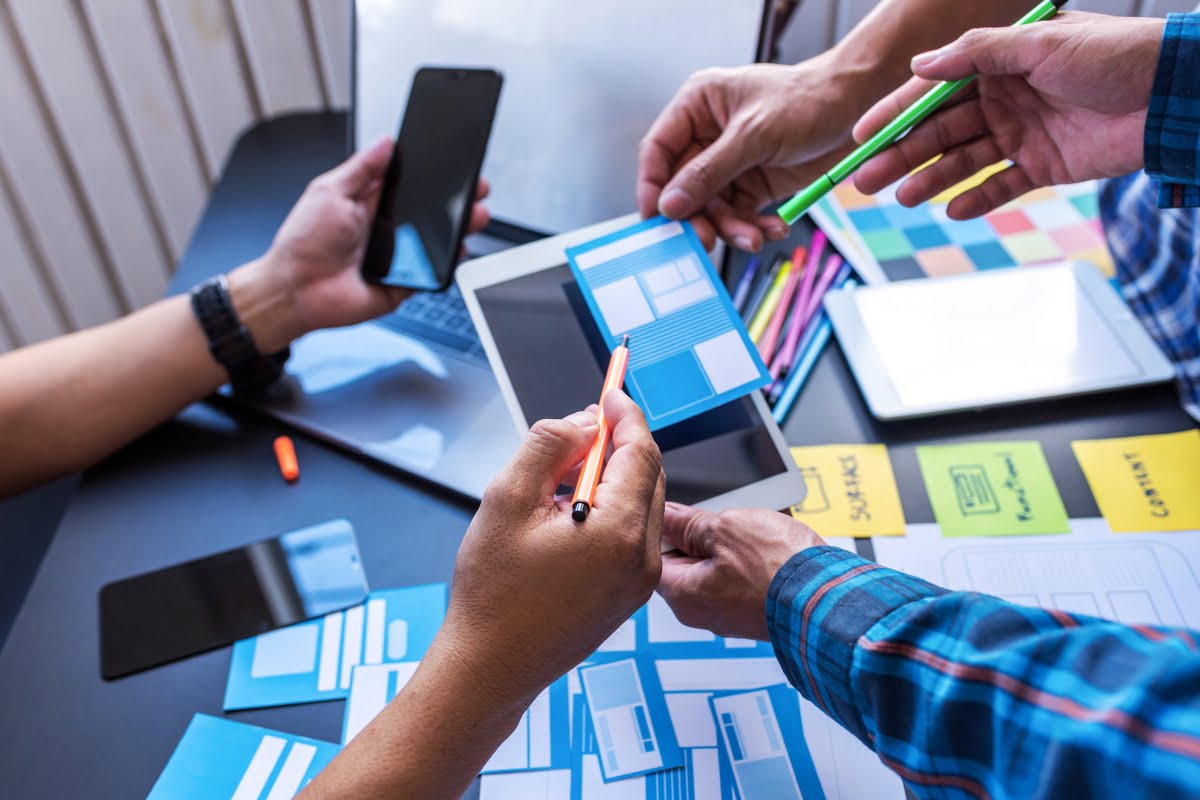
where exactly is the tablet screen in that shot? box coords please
[852,265,1142,409]
[475,263,787,505]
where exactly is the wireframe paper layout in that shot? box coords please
[873,519,1200,628]
[342,661,571,774]
[147,714,338,800]
[710,685,826,800]
[224,583,446,710]
[579,655,684,781]
[567,216,770,430]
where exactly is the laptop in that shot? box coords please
[253,1,768,499]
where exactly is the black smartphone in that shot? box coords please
[99,520,367,680]
[360,66,504,291]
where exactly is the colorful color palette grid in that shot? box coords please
[829,171,1113,282]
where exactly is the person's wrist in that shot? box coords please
[226,256,304,354]
[422,618,543,719]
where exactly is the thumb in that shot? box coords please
[659,129,754,220]
[326,136,393,199]
[495,410,599,508]
[911,26,1044,82]
[662,502,716,558]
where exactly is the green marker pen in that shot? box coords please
[778,0,1066,225]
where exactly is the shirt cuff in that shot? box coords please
[1145,13,1200,199]
[766,546,946,741]
[1156,181,1200,208]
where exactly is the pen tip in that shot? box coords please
[620,334,629,348]
[572,502,589,522]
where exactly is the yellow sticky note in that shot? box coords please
[1072,430,1200,532]
[789,445,906,537]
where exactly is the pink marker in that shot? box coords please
[772,253,845,379]
[756,245,807,364]
[770,232,827,378]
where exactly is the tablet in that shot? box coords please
[458,214,806,511]
[824,261,1175,420]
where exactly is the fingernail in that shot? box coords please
[564,410,598,428]
[733,235,756,252]
[766,223,789,241]
[659,188,694,217]
[911,50,942,71]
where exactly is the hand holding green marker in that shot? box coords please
[777,0,1067,226]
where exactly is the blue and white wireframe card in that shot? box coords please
[147,714,338,800]
[570,693,733,800]
[579,654,684,781]
[224,583,446,710]
[709,684,826,800]
[567,216,770,430]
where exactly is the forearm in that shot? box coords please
[825,0,1034,105]
[299,638,528,799]
[0,259,298,497]
[768,547,1200,798]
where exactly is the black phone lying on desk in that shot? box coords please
[360,66,504,291]
[98,519,367,680]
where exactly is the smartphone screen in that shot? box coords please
[361,67,504,291]
[99,519,367,680]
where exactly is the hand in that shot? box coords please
[433,390,666,709]
[853,12,1165,218]
[637,55,867,251]
[229,137,491,352]
[656,503,824,641]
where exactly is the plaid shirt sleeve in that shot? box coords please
[1145,13,1200,208]
[767,546,1200,799]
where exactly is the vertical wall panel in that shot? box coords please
[0,180,65,345]
[775,0,839,61]
[308,0,352,108]
[232,0,325,115]
[83,0,209,262]
[9,0,169,310]
[157,0,258,180]
[0,6,123,330]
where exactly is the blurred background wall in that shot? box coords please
[0,0,1188,354]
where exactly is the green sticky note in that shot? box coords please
[916,441,1069,536]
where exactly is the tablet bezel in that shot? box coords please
[457,213,806,512]
[824,261,1176,420]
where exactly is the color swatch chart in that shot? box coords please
[827,168,1114,282]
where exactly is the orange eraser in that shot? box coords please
[274,435,299,482]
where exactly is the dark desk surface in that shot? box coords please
[0,112,1193,798]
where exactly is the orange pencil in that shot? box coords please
[571,334,631,522]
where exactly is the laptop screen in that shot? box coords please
[355,0,763,234]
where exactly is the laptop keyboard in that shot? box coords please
[374,284,487,360]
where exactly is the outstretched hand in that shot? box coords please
[853,12,1164,219]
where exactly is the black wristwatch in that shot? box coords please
[190,275,290,395]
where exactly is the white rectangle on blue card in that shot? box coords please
[710,685,826,800]
[567,216,769,430]
[579,655,683,781]
[147,714,339,800]
[595,595,774,661]
[224,583,446,710]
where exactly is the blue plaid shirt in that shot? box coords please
[1102,12,1200,421]
[767,547,1200,799]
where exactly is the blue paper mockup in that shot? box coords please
[224,583,446,710]
[578,654,684,782]
[566,216,770,430]
[710,684,826,800]
[147,714,339,800]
